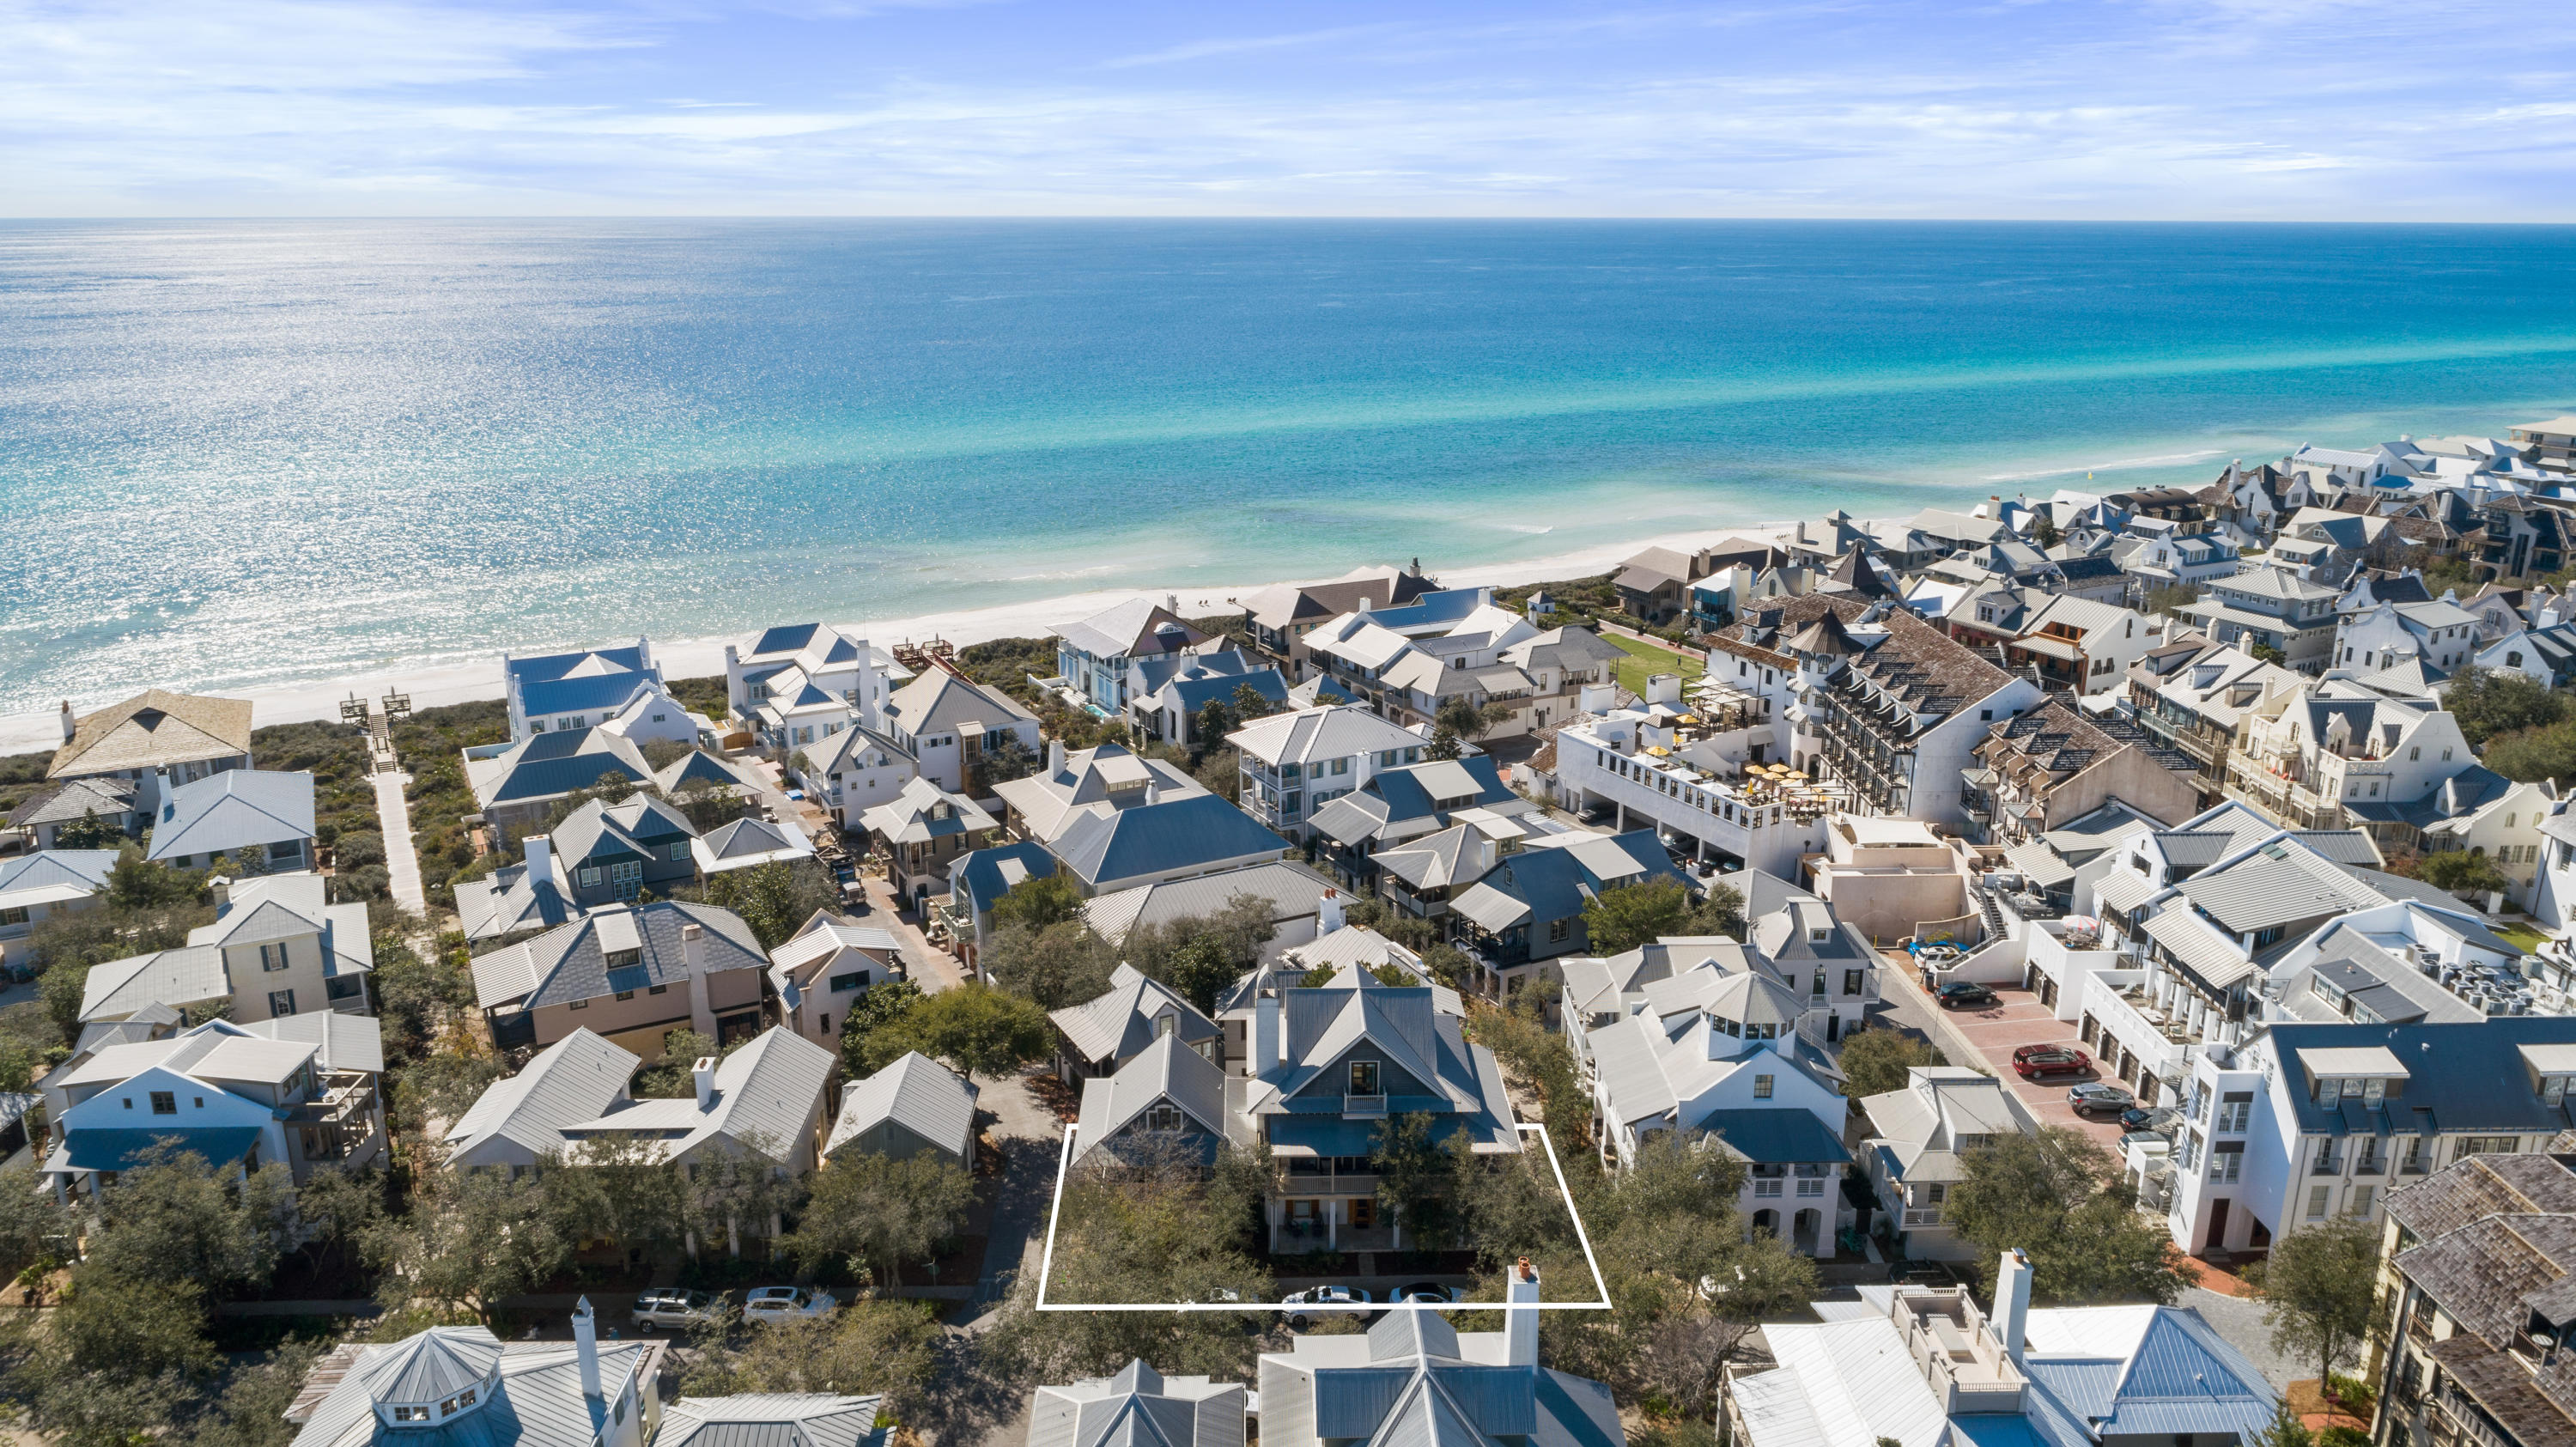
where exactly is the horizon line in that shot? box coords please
[9,214,2576,226]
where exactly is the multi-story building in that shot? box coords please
[2126,638,2309,809]
[48,688,253,824]
[2510,414,2576,473]
[470,901,772,1056]
[1237,563,1438,672]
[1048,599,1212,712]
[1798,603,2045,830]
[1548,701,1838,877]
[1228,704,1428,841]
[723,623,906,740]
[2368,1151,2576,1447]
[80,872,373,1025]
[881,666,1042,795]
[1856,1066,2041,1262]
[503,641,666,744]
[2178,566,2342,673]
[2333,597,2485,675]
[1962,698,2201,848]
[2158,1018,2576,1258]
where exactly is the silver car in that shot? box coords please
[630,1289,726,1331]
[742,1286,838,1322]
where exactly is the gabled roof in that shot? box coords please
[562,1026,836,1163]
[659,1395,886,1447]
[245,1011,387,1075]
[470,901,767,1012]
[1049,793,1289,890]
[827,1051,978,1163]
[467,728,654,809]
[0,848,118,909]
[1049,963,1218,1065]
[856,776,996,847]
[8,775,136,830]
[1049,599,1210,661]
[1084,860,1340,950]
[289,1326,659,1447]
[1029,1359,1247,1447]
[884,667,1038,738]
[145,769,315,860]
[444,1029,640,1163]
[951,842,1059,919]
[1227,703,1425,767]
[653,749,770,798]
[454,861,581,944]
[695,816,814,872]
[52,690,252,779]
[1071,1033,1230,1164]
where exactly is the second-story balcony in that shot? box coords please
[1343,1093,1388,1117]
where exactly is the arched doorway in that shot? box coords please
[1752,1209,1778,1237]
[1793,1209,1822,1255]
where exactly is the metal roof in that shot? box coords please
[146,769,316,861]
[1048,964,1220,1066]
[826,1051,978,1163]
[659,1395,884,1447]
[443,1029,640,1165]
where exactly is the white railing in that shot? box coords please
[1344,1094,1388,1116]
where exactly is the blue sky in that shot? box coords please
[5,0,2572,217]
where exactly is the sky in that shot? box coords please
[3,0,2573,218]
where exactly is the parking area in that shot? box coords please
[1882,969,2127,1147]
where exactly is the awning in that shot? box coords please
[49,1126,263,1175]
[1450,881,1533,933]
[1267,1116,1388,1158]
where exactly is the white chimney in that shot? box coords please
[58,700,74,744]
[210,876,233,912]
[1048,739,1066,776]
[854,635,881,730]
[1254,994,1280,1077]
[525,835,556,892]
[1318,889,1346,935]
[1994,1248,2033,1362]
[155,767,178,819]
[683,921,716,1037]
[1507,1256,1540,1367]
[572,1296,603,1399]
[1646,673,1682,707]
[692,1055,719,1110]
[1145,781,1162,807]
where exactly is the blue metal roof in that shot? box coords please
[507,646,647,683]
[519,672,654,720]
[1052,794,1289,888]
[1693,1108,1849,1164]
[951,842,1059,917]
[2271,1015,2576,1137]
[1370,756,1513,822]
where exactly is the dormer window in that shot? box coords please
[1349,1061,1381,1096]
[605,949,641,970]
[392,1407,430,1423]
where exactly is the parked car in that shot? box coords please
[2013,1043,2081,1063]
[1394,1283,1464,1304]
[2121,1105,2178,1134]
[630,1289,727,1332]
[2068,1082,2136,1116]
[2012,1048,2091,1080]
[1281,1286,1371,1330]
[741,1286,837,1322]
[1935,981,1999,1009]
[1888,1260,1953,1285]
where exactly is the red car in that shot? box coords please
[2012,1049,2092,1079]
[2013,1043,2087,1064]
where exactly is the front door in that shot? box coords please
[1349,1198,1376,1229]
[2206,1198,2231,1252]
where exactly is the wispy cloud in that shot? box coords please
[0,0,2569,216]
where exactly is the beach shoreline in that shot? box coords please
[0,517,1816,759]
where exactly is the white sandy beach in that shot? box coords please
[0,519,1817,759]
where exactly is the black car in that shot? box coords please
[2120,1106,2174,1134]
[1935,981,1998,1009]
[1887,1260,1953,1285]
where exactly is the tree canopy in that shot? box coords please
[787,1150,977,1286]
[2249,1213,2380,1386]
[2444,666,2572,747]
[1581,876,1746,955]
[851,982,1052,1080]
[1838,1028,1947,1103]
[1947,1127,2196,1303]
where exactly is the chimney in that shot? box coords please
[1145,781,1162,807]
[58,700,74,743]
[524,835,556,892]
[1254,994,1280,1078]
[155,767,178,819]
[1048,738,1066,776]
[683,921,716,1037]
[1507,1256,1540,1368]
[210,876,233,911]
[1318,888,1346,935]
[572,1297,603,1399]
[692,1056,719,1110]
[854,635,881,730]
[1994,1248,2033,1362]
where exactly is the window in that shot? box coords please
[1145,1103,1182,1131]
[457,1389,476,1409]
[569,998,588,1010]
[269,989,295,1016]
[578,866,604,887]
[1349,1061,1381,1096]
[2217,1091,2251,1133]
[260,941,289,971]
[1154,1012,1176,1038]
[2211,1140,2245,1182]
[150,1091,176,1115]
[829,972,866,993]
[392,1406,431,1422]
[2307,1184,2331,1219]
[1549,918,1570,945]
[1753,1074,1775,1099]
[440,1399,459,1417]
[2350,1183,2376,1217]
[2456,1136,2520,1160]
[614,989,635,1001]
[269,839,301,862]
[1844,969,1864,994]
[668,842,690,861]
[648,984,667,995]
[818,1015,829,1035]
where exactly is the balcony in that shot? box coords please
[1344,1094,1388,1117]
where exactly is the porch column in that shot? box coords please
[1327,1199,1339,1249]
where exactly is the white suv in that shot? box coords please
[741,1286,838,1322]
[630,1289,726,1332]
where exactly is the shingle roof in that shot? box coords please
[7,775,136,830]
[52,690,252,779]
[469,901,767,1012]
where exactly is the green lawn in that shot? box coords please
[1603,632,1707,698]
[2494,920,2552,955]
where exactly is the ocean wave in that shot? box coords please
[1979,448,2228,483]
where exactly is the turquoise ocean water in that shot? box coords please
[3,220,2575,713]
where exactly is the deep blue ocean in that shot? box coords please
[4,220,2574,714]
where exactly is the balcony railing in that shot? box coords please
[1344,1094,1388,1116]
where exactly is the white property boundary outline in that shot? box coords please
[1032,1121,1613,1312]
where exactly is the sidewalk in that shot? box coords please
[374,768,426,915]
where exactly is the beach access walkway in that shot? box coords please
[373,767,427,915]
